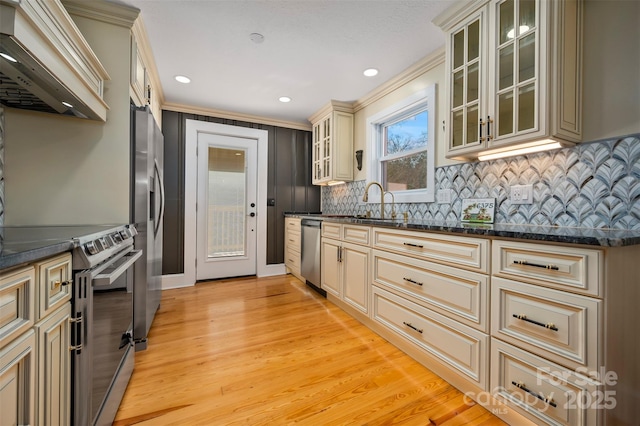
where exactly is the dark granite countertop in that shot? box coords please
[0,225,126,270]
[284,213,640,247]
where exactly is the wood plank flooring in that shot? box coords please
[114,275,506,425]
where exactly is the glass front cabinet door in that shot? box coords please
[309,101,354,185]
[435,0,583,160]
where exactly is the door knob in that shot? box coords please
[250,202,255,208]
[250,212,256,217]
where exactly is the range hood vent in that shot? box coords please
[0,1,110,121]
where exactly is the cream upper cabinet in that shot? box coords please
[309,101,354,185]
[435,0,583,160]
[130,19,163,125]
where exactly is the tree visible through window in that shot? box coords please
[382,110,428,191]
[367,85,435,203]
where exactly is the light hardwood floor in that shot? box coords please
[114,275,506,425]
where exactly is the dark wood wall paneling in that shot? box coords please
[161,110,320,275]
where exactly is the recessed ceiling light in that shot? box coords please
[279,96,291,103]
[175,75,191,84]
[62,101,73,108]
[363,68,379,77]
[0,52,17,63]
[250,33,265,44]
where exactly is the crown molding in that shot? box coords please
[307,100,355,124]
[62,0,139,28]
[432,0,488,31]
[351,47,445,114]
[162,102,312,132]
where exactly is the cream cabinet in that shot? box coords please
[284,217,304,281]
[434,0,583,160]
[35,304,71,426]
[0,329,37,425]
[321,223,370,314]
[315,221,639,424]
[0,253,72,426]
[309,101,354,185]
[489,240,606,425]
[0,266,35,348]
[130,18,163,125]
[370,228,491,391]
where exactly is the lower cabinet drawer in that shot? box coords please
[491,277,601,374]
[35,253,72,321]
[285,247,301,272]
[286,229,301,249]
[372,249,488,332]
[491,338,600,426]
[372,228,489,272]
[372,286,488,389]
[0,266,35,348]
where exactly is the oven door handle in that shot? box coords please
[94,250,143,287]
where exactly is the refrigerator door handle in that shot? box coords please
[153,158,165,238]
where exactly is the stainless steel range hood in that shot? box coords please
[0,0,110,121]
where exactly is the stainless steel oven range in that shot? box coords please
[70,224,142,426]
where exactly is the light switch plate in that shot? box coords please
[511,184,533,205]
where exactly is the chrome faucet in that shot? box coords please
[384,191,396,219]
[363,181,385,219]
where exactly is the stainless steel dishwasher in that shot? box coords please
[301,218,325,296]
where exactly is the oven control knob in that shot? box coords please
[119,230,129,240]
[112,233,123,244]
[101,236,113,248]
[127,225,138,237]
[85,241,100,255]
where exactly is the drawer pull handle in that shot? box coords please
[403,277,423,286]
[52,279,73,288]
[513,314,558,331]
[511,381,557,408]
[403,242,424,248]
[513,260,559,271]
[403,321,423,334]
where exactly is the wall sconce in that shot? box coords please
[355,150,363,171]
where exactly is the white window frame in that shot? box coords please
[366,84,436,204]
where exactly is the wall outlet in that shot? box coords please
[437,189,453,204]
[510,184,533,205]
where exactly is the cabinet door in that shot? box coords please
[342,242,370,314]
[36,304,71,426]
[312,121,323,184]
[331,111,354,182]
[488,0,543,146]
[0,330,36,425]
[321,239,341,297]
[312,114,332,185]
[446,6,488,157]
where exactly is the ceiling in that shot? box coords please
[120,0,453,127]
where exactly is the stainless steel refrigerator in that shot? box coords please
[131,105,164,350]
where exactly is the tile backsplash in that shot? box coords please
[321,134,640,230]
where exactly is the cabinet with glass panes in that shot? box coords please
[309,101,354,185]
[434,0,583,160]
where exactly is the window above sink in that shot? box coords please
[366,85,436,203]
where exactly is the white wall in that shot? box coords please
[582,0,640,141]
[353,58,455,179]
[4,16,132,225]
